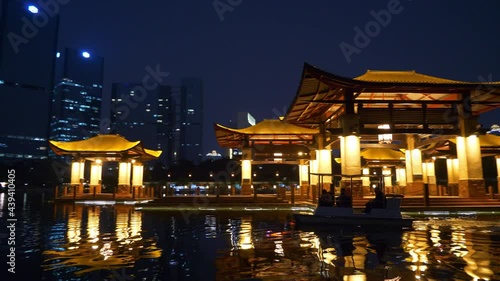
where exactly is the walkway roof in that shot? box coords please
[48,134,162,161]
[214,119,319,147]
[285,63,500,125]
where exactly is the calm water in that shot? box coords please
[1,190,500,281]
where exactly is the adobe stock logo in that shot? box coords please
[8,0,71,54]
[339,0,405,64]
[213,0,243,22]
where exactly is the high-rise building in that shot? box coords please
[110,83,175,166]
[50,48,104,142]
[237,112,256,128]
[0,0,59,160]
[178,78,203,165]
[110,78,204,167]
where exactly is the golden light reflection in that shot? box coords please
[460,228,494,280]
[238,218,254,250]
[67,205,82,244]
[115,207,129,243]
[403,230,428,273]
[450,225,467,257]
[87,207,99,244]
[43,204,160,276]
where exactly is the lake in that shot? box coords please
[1,189,499,280]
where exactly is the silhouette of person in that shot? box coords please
[365,188,387,213]
[336,188,352,208]
[319,189,333,206]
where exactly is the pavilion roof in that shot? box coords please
[354,70,463,84]
[360,148,405,160]
[214,119,319,147]
[48,134,162,161]
[447,134,500,147]
[285,63,500,125]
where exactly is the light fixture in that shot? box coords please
[82,51,90,58]
[28,5,38,14]
[377,124,392,144]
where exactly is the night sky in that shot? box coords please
[56,0,500,153]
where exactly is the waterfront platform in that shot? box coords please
[53,191,500,211]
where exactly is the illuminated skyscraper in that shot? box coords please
[178,78,204,165]
[50,48,104,141]
[110,83,175,166]
[109,78,204,167]
[0,0,59,160]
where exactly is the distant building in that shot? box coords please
[0,0,60,160]
[110,83,175,166]
[205,150,222,161]
[237,112,256,128]
[178,78,204,165]
[110,78,203,167]
[50,48,104,142]
[227,112,256,158]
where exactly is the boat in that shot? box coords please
[293,195,414,228]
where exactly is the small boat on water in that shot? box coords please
[293,195,414,228]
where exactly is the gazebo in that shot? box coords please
[49,134,162,197]
[214,119,319,197]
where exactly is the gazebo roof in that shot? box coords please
[360,148,405,160]
[214,119,319,147]
[285,63,500,125]
[48,134,162,161]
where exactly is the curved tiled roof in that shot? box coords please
[214,119,318,147]
[48,134,162,159]
[216,119,319,135]
[354,70,463,84]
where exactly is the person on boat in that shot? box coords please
[336,188,352,208]
[319,189,333,206]
[365,188,387,213]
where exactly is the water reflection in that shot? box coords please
[213,217,500,281]
[42,204,161,278]
[1,191,500,280]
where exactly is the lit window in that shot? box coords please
[82,51,90,58]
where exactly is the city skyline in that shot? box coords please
[53,0,500,152]
[2,0,500,157]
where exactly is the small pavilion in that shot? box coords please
[49,134,162,196]
[214,119,319,196]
